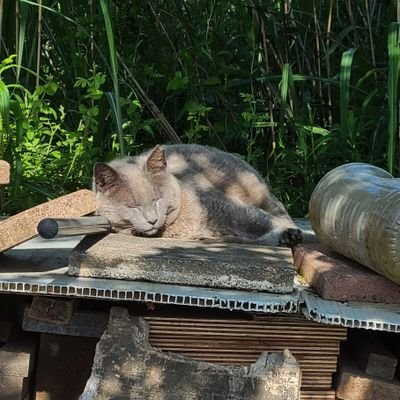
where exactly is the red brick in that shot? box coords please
[293,244,400,303]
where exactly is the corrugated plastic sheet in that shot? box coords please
[301,290,400,332]
[1,234,400,331]
[0,273,300,313]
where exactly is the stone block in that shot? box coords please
[0,339,36,377]
[336,355,400,400]
[28,297,76,324]
[34,334,98,400]
[0,375,30,400]
[69,234,295,293]
[351,331,397,380]
[0,189,97,253]
[293,243,400,303]
[79,307,301,400]
[23,306,107,338]
[0,160,10,185]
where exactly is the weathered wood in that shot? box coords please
[69,233,296,293]
[80,307,301,400]
[0,189,97,253]
[28,297,77,324]
[300,391,335,400]
[144,314,345,390]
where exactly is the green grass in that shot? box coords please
[388,22,400,175]
[0,1,399,216]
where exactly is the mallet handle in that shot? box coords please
[37,216,111,239]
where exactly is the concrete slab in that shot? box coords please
[0,375,30,400]
[294,243,400,303]
[79,307,301,400]
[69,234,295,293]
[0,339,36,377]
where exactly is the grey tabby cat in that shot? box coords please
[93,144,302,247]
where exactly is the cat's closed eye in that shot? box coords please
[127,204,141,210]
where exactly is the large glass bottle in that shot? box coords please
[309,163,400,284]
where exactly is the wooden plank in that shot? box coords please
[300,390,335,400]
[143,315,346,391]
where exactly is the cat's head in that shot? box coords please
[93,145,181,236]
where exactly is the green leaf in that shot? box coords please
[340,48,357,137]
[388,22,400,174]
[0,79,10,135]
[203,76,221,86]
[167,71,189,91]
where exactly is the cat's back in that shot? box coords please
[163,144,260,177]
[164,144,271,208]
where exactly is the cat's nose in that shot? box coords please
[147,216,158,225]
[143,209,158,225]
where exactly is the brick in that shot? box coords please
[23,306,107,338]
[34,334,98,400]
[336,355,400,400]
[0,375,30,400]
[0,160,10,185]
[293,243,400,303]
[28,297,76,324]
[80,307,301,400]
[351,332,397,380]
[0,339,36,377]
[69,234,295,293]
[0,189,97,253]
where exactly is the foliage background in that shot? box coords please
[0,0,399,216]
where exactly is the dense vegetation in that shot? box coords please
[0,1,399,216]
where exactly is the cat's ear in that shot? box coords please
[145,145,167,175]
[93,163,120,192]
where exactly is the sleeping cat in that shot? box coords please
[93,144,302,247]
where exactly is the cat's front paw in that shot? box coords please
[279,228,303,247]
